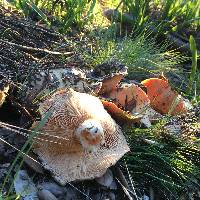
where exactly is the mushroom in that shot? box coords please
[98,75,156,127]
[141,78,188,115]
[32,88,129,185]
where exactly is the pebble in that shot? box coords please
[143,194,150,200]
[64,187,78,200]
[37,181,66,198]
[38,189,58,200]
[92,191,115,200]
[95,169,114,188]
[14,170,39,200]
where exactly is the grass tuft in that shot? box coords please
[81,27,188,80]
[123,118,200,199]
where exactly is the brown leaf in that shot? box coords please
[0,85,9,107]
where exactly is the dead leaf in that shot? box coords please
[0,85,9,107]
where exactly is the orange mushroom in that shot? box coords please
[101,82,154,127]
[141,78,188,115]
[98,74,124,95]
[98,74,164,127]
[108,84,150,114]
[101,100,141,125]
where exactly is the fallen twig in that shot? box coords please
[0,39,74,56]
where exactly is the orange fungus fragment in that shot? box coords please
[141,78,187,115]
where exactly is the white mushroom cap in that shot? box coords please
[75,119,105,152]
[32,88,129,184]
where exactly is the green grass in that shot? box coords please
[0,111,52,199]
[120,0,150,31]
[186,35,199,102]
[5,0,200,38]
[81,26,188,80]
[155,0,200,33]
[6,0,97,32]
[123,119,200,199]
[186,35,197,95]
[108,0,200,37]
[5,0,200,36]
[114,34,187,79]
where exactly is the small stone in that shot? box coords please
[95,169,113,187]
[38,182,65,198]
[143,194,150,200]
[14,170,39,200]
[38,189,58,200]
[109,180,118,190]
[64,187,78,200]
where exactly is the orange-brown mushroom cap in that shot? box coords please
[101,83,154,127]
[141,78,188,115]
[107,84,150,113]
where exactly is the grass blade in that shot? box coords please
[0,110,52,198]
[186,35,198,95]
[28,0,51,26]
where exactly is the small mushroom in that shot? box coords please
[107,83,150,114]
[32,88,129,184]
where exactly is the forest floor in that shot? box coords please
[0,4,199,200]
